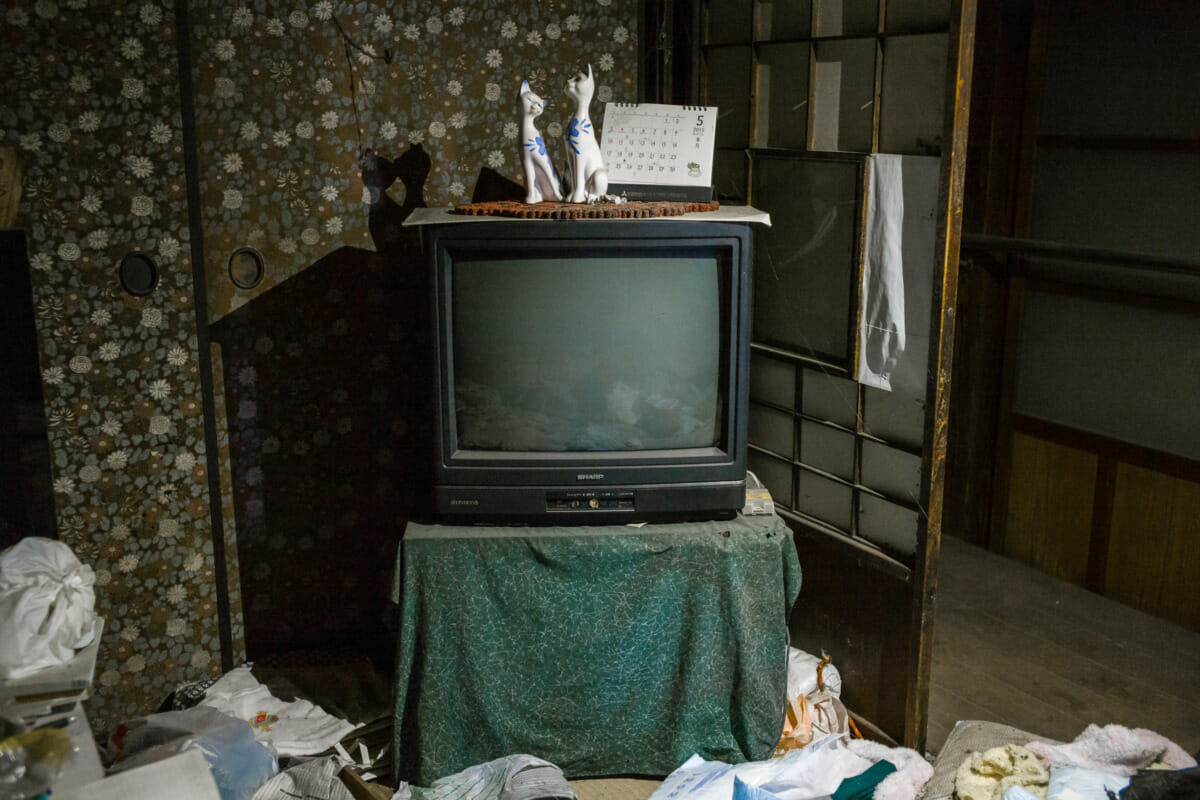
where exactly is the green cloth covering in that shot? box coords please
[391,513,801,785]
[832,760,898,800]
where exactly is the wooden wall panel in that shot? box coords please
[787,519,912,744]
[1003,432,1096,586]
[1107,464,1200,632]
[943,253,1007,547]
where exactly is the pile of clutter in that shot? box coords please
[1,538,106,798]
[4,536,1197,800]
[951,725,1198,800]
[393,650,932,800]
[0,538,387,800]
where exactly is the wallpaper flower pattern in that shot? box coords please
[210,244,424,661]
[189,0,638,319]
[1,0,636,735]
[0,1,240,733]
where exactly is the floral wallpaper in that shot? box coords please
[210,245,423,660]
[0,0,637,736]
[189,0,638,319]
[0,2,237,733]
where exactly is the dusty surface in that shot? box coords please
[451,199,720,219]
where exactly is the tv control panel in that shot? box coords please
[546,489,635,512]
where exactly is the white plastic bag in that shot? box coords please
[775,650,850,756]
[0,537,97,679]
[786,647,841,699]
[648,736,874,800]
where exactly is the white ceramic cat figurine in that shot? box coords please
[518,81,562,204]
[563,65,608,203]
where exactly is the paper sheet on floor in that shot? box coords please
[55,749,221,800]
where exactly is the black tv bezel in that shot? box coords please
[426,219,752,524]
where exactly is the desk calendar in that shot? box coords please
[601,103,718,202]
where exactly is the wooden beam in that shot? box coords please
[1037,134,1200,154]
[1011,413,1200,484]
[986,269,1028,554]
[1085,455,1117,595]
[961,233,1200,277]
[1011,0,1050,236]
[906,0,977,754]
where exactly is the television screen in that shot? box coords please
[451,252,723,453]
[425,218,753,524]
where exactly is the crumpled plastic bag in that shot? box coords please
[107,705,279,800]
[1046,765,1128,800]
[0,537,97,679]
[647,735,875,800]
[0,727,73,798]
[807,685,849,742]
[786,647,842,699]
[774,652,851,757]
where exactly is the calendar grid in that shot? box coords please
[602,103,718,201]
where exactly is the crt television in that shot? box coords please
[425,218,753,524]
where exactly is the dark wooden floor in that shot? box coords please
[928,535,1200,756]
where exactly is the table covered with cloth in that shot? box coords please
[390,513,802,784]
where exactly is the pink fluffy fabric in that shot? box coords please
[1025,724,1198,777]
[846,739,934,800]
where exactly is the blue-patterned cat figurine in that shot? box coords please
[518,80,563,204]
[563,65,608,203]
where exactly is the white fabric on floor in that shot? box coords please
[200,666,359,757]
[1026,723,1197,777]
[846,739,933,800]
[252,756,354,800]
[389,754,567,800]
[645,735,874,800]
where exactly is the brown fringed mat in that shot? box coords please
[451,199,720,219]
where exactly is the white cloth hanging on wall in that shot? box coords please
[857,154,940,397]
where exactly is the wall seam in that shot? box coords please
[174,0,235,672]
